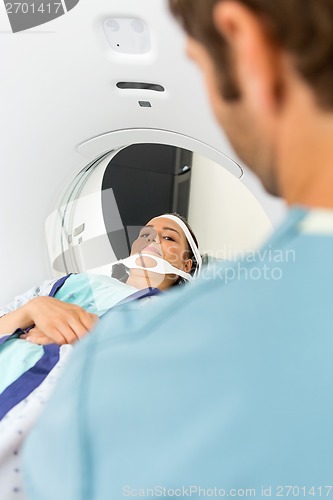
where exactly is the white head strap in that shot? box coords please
[159,214,202,277]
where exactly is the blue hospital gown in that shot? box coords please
[23,206,333,499]
[0,274,141,500]
[0,273,139,387]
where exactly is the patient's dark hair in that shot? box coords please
[169,0,333,109]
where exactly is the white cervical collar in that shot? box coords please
[116,254,193,282]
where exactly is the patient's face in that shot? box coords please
[131,217,192,273]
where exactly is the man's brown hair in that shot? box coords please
[169,0,333,109]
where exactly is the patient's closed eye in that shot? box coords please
[139,227,156,239]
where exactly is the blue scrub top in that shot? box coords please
[23,207,333,499]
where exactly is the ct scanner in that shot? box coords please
[0,0,286,306]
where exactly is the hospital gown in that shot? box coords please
[0,273,143,500]
[23,206,333,499]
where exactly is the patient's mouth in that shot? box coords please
[143,245,162,257]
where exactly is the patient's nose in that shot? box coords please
[148,234,159,243]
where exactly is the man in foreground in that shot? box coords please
[23,1,333,498]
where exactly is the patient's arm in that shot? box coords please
[0,296,98,344]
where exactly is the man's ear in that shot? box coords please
[212,1,282,113]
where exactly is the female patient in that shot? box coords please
[0,213,200,499]
[0,212,200,345]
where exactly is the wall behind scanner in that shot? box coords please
[102,143,192,259]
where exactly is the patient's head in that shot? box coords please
[128,213,199,290]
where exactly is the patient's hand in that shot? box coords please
[20,296,98,345]
[20,327,61,345]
